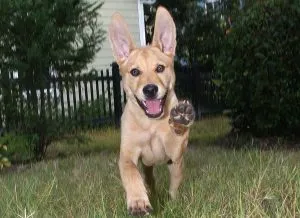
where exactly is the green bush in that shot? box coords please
[216,0,300,136]
[21,113,65,160]
[74,98,107,127]
[0,95,108,161]
[0,0,105,159]
[0,144,11,169]
[0,133,36,163]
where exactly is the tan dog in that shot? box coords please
[109,7,195,216]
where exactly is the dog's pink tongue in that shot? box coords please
[145,99,161,114]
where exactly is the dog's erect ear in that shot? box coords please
[109,13,135,64]
[152,7,176,56]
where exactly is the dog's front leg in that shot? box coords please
[119,152,152,216]
[168,157,183,199]
[169,100,196,135]
[167,100,195,199]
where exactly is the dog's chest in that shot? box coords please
[140,130,168,166]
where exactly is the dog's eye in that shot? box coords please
[130,68,140,77]
[155,65,165,73]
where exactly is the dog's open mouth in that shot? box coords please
[135,92,168,118]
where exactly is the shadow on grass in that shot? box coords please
[4,115,300,174]
[46,129,120,161]
[213,131,300,151]
[1,127,121,174]
[148,189,170,216]
[189,115,300,151]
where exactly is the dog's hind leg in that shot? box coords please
[119,153,153,216]
[142,164,156,194]
[168,157,183,199]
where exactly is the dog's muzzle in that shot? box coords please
[135,91,168,118]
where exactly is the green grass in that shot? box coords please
[1,116,300,217]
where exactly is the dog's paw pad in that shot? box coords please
[170,100,195,126]
[128,200,152,216]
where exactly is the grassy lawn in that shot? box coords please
[1,116,300,217]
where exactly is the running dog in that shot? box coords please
[109,7,195,216]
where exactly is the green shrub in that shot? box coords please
[74,98,107,128]
[0,133,38,162]
[0,144,11,169]
[0,0,105,160]
[216,0,300,136]
[0,95,108,162]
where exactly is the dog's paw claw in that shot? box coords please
[128,200,152,216]
[170,100,195,127]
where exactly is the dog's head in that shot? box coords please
[109,7,176,119]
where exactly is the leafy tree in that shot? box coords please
[145,0,238,69]
[144,0,269,66]
[0,0,105,159]
[216,0,300,136]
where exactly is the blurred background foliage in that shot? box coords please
[0,0,299,164]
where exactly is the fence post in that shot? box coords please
[112,62,122,127]
[191,65,200,119]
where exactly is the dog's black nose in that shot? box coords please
[143,84,158,99]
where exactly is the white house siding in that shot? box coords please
[54,0,140,116]
[87,0,141,71]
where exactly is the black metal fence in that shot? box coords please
[175,64,224,119]
[0,63,124,131]
[0,62,223,131]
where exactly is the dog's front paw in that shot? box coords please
[169,100,195,134]
[127,198,153,216]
